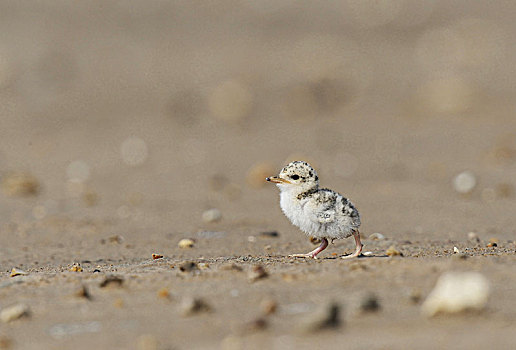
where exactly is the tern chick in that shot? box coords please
[266,161,362,259]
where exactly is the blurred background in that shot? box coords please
[1,0,515,253]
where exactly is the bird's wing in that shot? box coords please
[315,209,336,223]
[303,201,337,224]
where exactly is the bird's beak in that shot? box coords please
[266,176,291,184]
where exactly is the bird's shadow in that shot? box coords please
[322,253,389,260]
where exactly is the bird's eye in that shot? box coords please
[291,175,300,180]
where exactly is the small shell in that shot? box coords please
[10,268,28,277]
[178,238,195,249]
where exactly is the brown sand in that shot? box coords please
[1,2,516,349]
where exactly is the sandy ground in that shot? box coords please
[1,1,516,349]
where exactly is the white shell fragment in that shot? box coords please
[10,268,28,277]
[453,247,460,254]
[1,304,30,323]
[453,171,476,194]
[202,208,222,223]
[421,272,490,317]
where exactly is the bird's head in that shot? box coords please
[266,161,319,194]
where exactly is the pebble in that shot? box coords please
[69,264,83,272]
[157,288,170,300]
[453,247,460,254]
[1,172,40,197]
[362,251,373,256]
[453,171,476,194]
[10,268,28,277]
[386,245,403,257]
[248,265,268,282]
[99,276,124,288]
[180,297,211,316]
[360,294,381,313]
[369,232,385,240]
[178,238,195,249]
[152,254,163,260]
[202,208,222,223]
[242,318,268,333]
[467,232,480,243]
[259,231,279,238]
[421,272,490,317]
[299,302,341,332]
[409,289,422,304]
[198,263,209,270]
[488,238,499,246]
[108,235,124,244]
[0,304,30,323]
[75,285,91,300]
[179,261,199,273]
[260,299,278,315]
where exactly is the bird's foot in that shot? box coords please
[341,252,362,259]
[289,238,328,260]
[341,231,363,259]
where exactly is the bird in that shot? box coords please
[266,161,362,259]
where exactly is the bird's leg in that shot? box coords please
[342,230,363,259]
[289,238,329,259]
